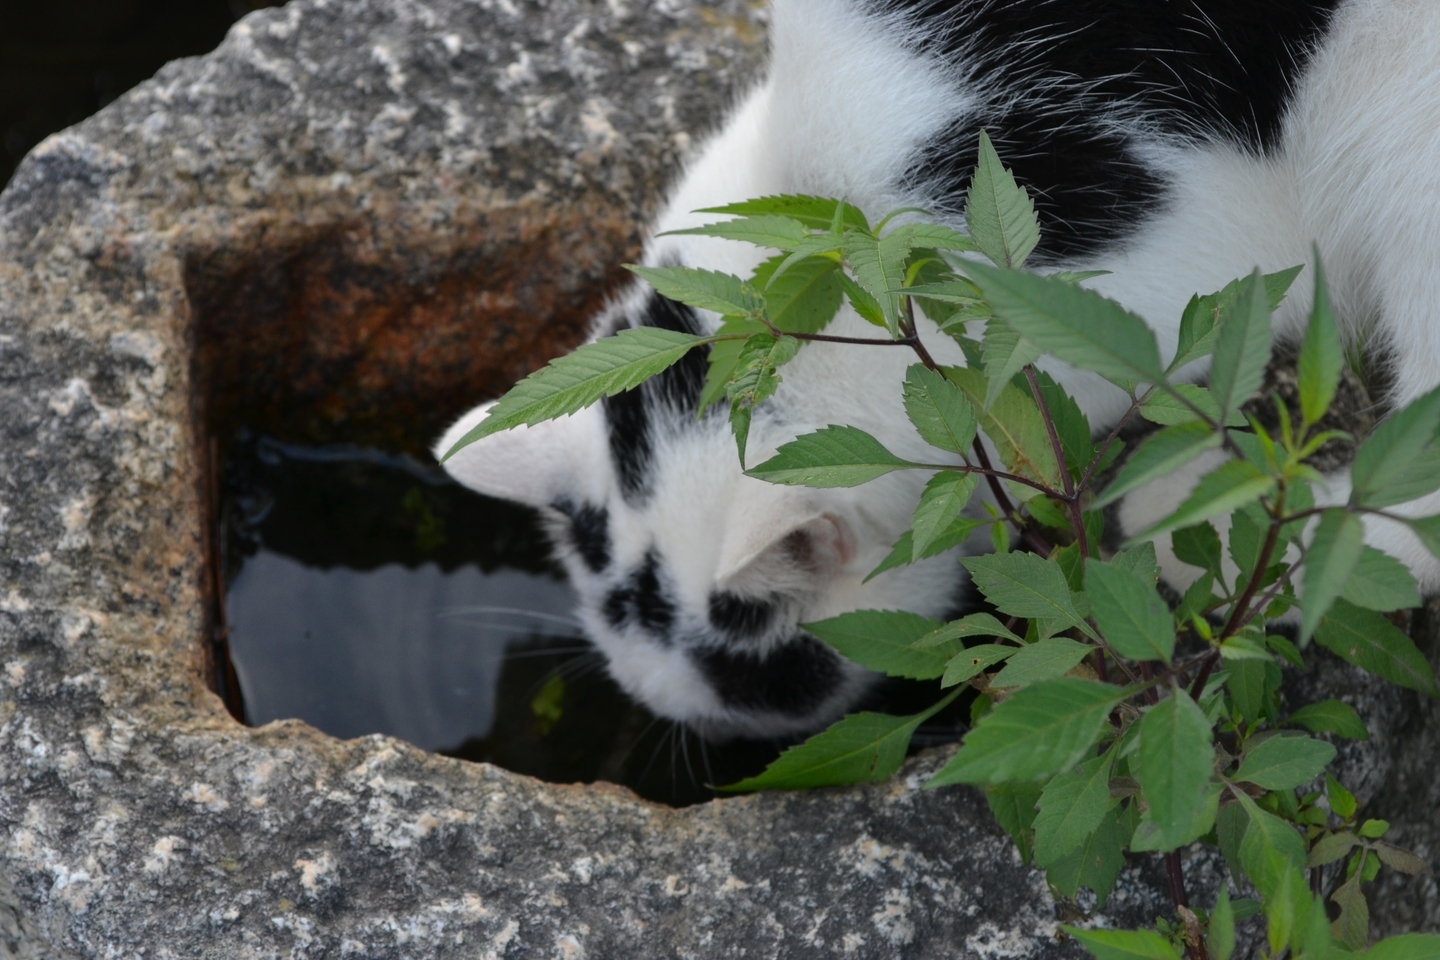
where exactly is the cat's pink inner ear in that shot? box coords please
[434,402,609,508]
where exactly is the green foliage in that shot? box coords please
[469,137,1437,956]
[746,425,917,487]
[440,327,716,459]
[803,610,952,679]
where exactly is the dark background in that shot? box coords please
[1,0,283,188]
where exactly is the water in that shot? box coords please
[220,433,965,806]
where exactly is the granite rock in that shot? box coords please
[0,0,1432,957]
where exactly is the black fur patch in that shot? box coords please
[602,550,676,639]
[882,0,1342,258]
[707,591,777,639]
[552,499,611,573]
[602,289,711,503]
[691,633,846,717]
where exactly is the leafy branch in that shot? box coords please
[467,135,1440,959]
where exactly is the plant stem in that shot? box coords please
[1187,651,1220,701]
[1023,365,1089,558]
[1165,852,1198,960]
[1077,398,1141,494]
[1218,486,1287,642]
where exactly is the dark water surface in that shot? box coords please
[220,435,789,806]
[221,435,966,806]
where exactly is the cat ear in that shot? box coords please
[714,478,856,589]
[434,401,610,508]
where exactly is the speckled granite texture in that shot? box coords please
[0,1,1434,956]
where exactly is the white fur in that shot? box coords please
[440,0,1440,737]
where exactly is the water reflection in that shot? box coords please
[218,433,963,806]
[227,551,576,749]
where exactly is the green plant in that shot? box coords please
[444,133,1440,959]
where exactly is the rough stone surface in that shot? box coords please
[0,0,1432,957]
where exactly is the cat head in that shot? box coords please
[437,281,970,741]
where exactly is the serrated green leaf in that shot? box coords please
[727,334,801,464]
[990,638,1094,688]
[912,472,980,559]
[1034,749,1117,866]
[1366,934,1440,960]
[1170,266,1301,375]
[1406,514,1440,565]
[767,233,847,285]
[904,364,978,454]
[1285,700,1368,740]
[664,214,808,250]
[843,230,907,334]
[1350,384,1440,508]
[1045,802,1131,906]
[981,318,1043,408]
[1302,510,1365,641]
[1236,792,1308,899]
[804,609,950,680]
[722,695,954,792]
[1026,369,1097,476]
[941,643,1019,687]
[696,194,868,231]
[1228,505,1266,586]
[747,425,918,487]
[1327,774,1358,819]
[1331,869,1369,951]
[866,516,984,581]
[884,221,978,253]
[1299,256,1343,426]
[905,280,985,304]
[962,552,1088,631]
[945,365,1063,488]
[1220,634,1272,661]
[625,265,764,318]
[1233,735,1336,790]
[751,253,843,334]
[966,130,1041,269]
[1209,886,1236,960]
[1139,383,1248,428]
[1341,546,1422,613]
[1094,422,1223,509]
[1373,842,1429,876]
[1229,657,1280,725]
[926,678,1125,786]
[1308,831,1360,868]
[1132,690,1216,852]
[441,328,714,459]
[837,271,887,328]
[1173,522,1225,582]
[1208,270,1273,419]
[1315,599,1439,695]
[920,613,1026,648]
[1086,560,1175,663]
[1112,542,1161,584]
[1063,927,1182,960]
[962,260,1167,387]
[986,781,1043,865]
[1134,459,1276,541]
[699,317,768,412]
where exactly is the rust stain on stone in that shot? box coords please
[186,195,639,458]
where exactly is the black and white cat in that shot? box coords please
[439,0,1440,740]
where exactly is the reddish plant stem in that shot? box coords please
[1022,365,1089,559]
[1166,852,1199,960]
[1217,488,1286,642]
[1187,651,1221,701]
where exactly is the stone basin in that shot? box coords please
[1,1,1435,956]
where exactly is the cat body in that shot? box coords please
[440,0,1440,739]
